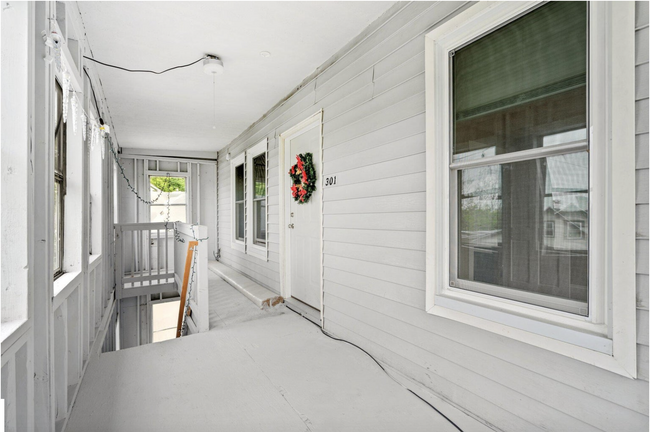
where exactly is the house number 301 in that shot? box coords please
[325,176,337,186]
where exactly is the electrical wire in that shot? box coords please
[83,55,206,75]
[284,304,464,432]
[83,67,102,118]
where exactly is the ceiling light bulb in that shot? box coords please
[260,51,271,58]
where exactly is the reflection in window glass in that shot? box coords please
[253,153,266,245]
[453,2,587,163]
[456,153,589,314]
[451,1,589,316]
[235,164,245,241]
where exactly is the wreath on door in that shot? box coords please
[289,153,317,204]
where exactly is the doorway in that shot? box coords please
[279,111,323,314]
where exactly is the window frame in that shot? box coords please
[246,139,268,261]
[53,79,66,279]
[425,1,637,377]
[147,173,189,225]
[230,152,246,253]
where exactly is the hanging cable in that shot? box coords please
[83,55,206,75]
[284,305,465,432]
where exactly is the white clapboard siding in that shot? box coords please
[636,0,649,386]
[216,2,650,430]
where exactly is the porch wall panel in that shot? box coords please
[636,0,650,384]
[217,2,650,430]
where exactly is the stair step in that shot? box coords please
[208,261,283,309]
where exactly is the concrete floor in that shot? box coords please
[66,271,489,432]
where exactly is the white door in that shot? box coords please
[284,121,321,310]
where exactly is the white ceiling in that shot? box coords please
[78,1,395,153]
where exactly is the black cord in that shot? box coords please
[83,67,101,118]
[83,55,206,75]
[284,304,464,432]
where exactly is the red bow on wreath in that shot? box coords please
[288,153,317,204]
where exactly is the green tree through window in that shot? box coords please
[150,176,185,192]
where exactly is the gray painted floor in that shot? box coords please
[66,272,488,432]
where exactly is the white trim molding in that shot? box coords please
[425,1,637,377]
[230,152,246,253]
[278,110,324,324]
[246,139,269,261]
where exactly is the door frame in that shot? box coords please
[278,110,324,323]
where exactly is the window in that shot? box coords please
[230,140,268,259]
[246,139,268,260]
[252,154,266,245]
[426,2,636,376]
[544,221,555,238]
[230,152,246,252]
[149,176,187,223]
[54,80,66,278]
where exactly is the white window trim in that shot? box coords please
[230,152,246,253]
[246,139,268,261]
[425,1,637,377]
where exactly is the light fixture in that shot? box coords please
[203,55,224,75]
[225,152,231,161]
[260,51,271,58]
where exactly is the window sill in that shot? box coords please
[53,271,82,309]
[1,319,30,353]
[88,254,102,271]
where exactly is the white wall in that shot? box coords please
[1,2,118,431]
[216,2,649,431]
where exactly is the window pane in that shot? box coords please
[235,164,244,201]
[236,202,245,241]
[253,153,266,199]
[456,152,589,315]
[254,199,266,245]
[54,182,60,271]
[452,2,587,162]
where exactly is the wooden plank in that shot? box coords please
[324,211,425,231]
[324,113,424,162]
[176,241,198,338]
[638,274,649,310]
[373,56,424,97]
[324,75,424,136]
[324,254,424,290]
[324,192,425,215]
[636,99,649,134]
[323,227,425,251]
[636,27,649,65]
[323,172,426,202]
[373,36,424,80]
[324,92,425,149]
[637,134,649,170]
[637,204,649,238]
[637,169,649,204]
[637,309,649,346]
[324,240,425,271]
[637,1,649,28]
[636,64,649,100]
[324,269,424,308]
